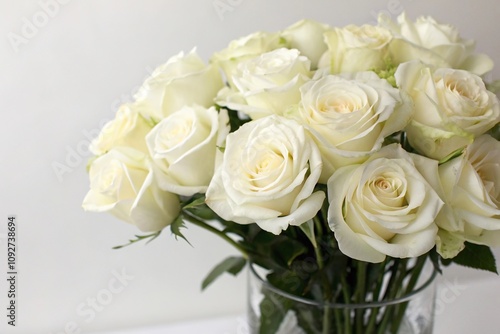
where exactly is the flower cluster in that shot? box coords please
[83,13,500,270]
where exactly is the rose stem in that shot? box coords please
[390,255,427,333]
[355,261,367,334]
[181,210,249,259]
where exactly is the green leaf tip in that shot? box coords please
[170,215,191,246]
[452,242,498,274]
[201,256,247,290]
[112,231,162,250]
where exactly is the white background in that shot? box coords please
[1,1,500,333]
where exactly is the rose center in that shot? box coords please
[320,96,361,114]
[96,161,123,196]
[257,57,287,73]
[474,163,500,207]
[159,118,193,149]
[446,79,476,101]
[368,175,406,208]
[246,148,293,190]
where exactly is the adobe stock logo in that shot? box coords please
[49,268,134,334]
[7,0,73,53]
[213,0,245,21]
[51,65,158,183]
[51,123,109,183]
[434,277,468,315]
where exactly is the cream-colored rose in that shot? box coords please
[327,144,443,263]
[211,31,286,87]
[395,61,500,160]
[146,105,229,196]
[206,115,325,235]
[90,103,154,156]
[435,135,500,258]
[281,19,331,69]
[134,49,224,120]
[294,71,412,183]
[379,12,494,76]
[82,148,180,232]
[216,48,311,119]
[319,24,392,74]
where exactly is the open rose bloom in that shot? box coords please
[83,13,500,330]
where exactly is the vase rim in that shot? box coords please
[248,261,438,309]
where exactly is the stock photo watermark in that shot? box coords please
[434,277,468,315]
[7,0,73,53]
[5,216,17,327]
[213,0,245,21]
[48,268,134,334]
[51,122,109,183]
[51,66,159,183]
[213,0,412,24]
[221,316,251,334]
[367,0,413,25]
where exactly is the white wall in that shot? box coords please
[1,1,499,333]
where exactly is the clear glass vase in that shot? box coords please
[247,261,437,334]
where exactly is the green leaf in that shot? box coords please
[182,197,206,210]
[201,256,247,290]
[112,231,161,249]
[267,269,309,297]
[243,227,310,271]
[259,270,320,334]
[225,108,251,132]
[451,242,498,274]
[221,221,251,239]
[258,289,290,334]
[271,238,308,268]
[188,206,217,220]
[182,195,218,220]
[170,215,191,246]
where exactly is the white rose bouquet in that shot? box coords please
[83,13,500,333]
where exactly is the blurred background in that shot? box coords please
[1,1,499,333]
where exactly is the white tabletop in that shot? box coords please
[90,275,500,334]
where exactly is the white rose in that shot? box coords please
[211,31,285,87]
[327,144,443,263]
[82,148,180,232]
[295,71,412,183]
[281,19,331,69]
[206,115,325,235]
[146,105,229,196]
[134,49,224,120]
[435,135,500,258]
[216,48,311,119]
[319,24,392,74]
[379,12,494,76]
[90,103,153,156]
[395,61,500,160]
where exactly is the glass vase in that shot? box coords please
[247,261,437,334]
